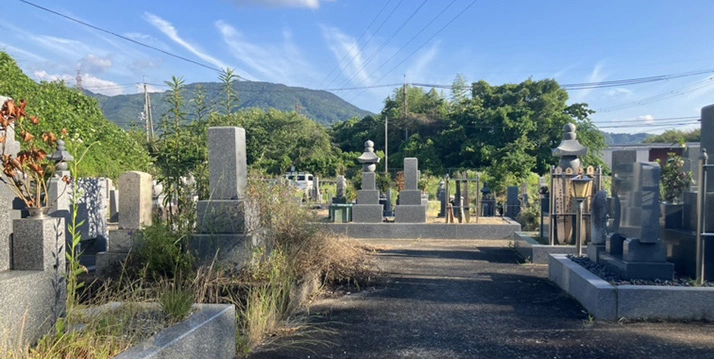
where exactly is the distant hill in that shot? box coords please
[601,131,651,145]
[88,81,373,128]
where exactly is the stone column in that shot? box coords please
[395,158,427,223]
[193,127,257,267]
[702,105,714,192]
[352,140,383,223]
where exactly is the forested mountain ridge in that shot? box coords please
[88,81,372,128]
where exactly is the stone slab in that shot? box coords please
[606,233,625,255]
[0,198,10,271]
[403,158,419,190]
[622,238,667,262]
[208,127,247,200]
[0,270,65,355]
[108,229,142,253]
[323,219,520,239]
[357,190,379,205]
[118,171,153,230]
[96,251,130,278]
[361,172,376,191]
[399,190,422,205]
[586,244,606,263]
[102,303,236,359]
[395,205,427,223]
[599,252,674,280]
[351,204,384,223]
[548,254,618,320]
[662,228,714,278]
[196,200,250,234]
[513,232,584,264]
[617,285,714,321]
[190,233,252,267]
[12,217,65,272]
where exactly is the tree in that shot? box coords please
[643,128,700,144]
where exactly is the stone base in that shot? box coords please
[398,190,422,205]
[606,233,625,255]
[0,270,65,355]
[351,204,383,223]
[107,229,142,253]
[197,200,257,234]
[599,252,674,280]
[12,217,65,272]
[623,238,667,262]
[190,234,253,268]
[395,205,427,223]
[357,190,379,204]
[586,244,606,263]
[96,251,130,278]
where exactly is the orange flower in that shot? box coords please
[27,163,44,176]
[32,149,47,161]
[42,132,57,146]
[29,116,39,125]
[61,175,71,184]
[61,128,68,137]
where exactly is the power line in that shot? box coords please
[349,0,480,102]
[17,0,242,77]
[324,0,405,89]
[335,0,429,89]
[317,0,392,88]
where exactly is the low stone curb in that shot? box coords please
[322,219,520,239]
[514,232,584,264]
[549,254,714,321]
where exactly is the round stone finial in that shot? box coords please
[364,140,374,152]
[563,123,576,140]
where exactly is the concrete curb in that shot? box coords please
[514,232,584,264]
[321,218,520,239]
[549,254,714,321]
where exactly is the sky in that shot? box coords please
[2,0,714,134]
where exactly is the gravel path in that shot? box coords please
[248,239,714,359]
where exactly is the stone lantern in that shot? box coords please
[357,140,380,173]
[553,123,587,173]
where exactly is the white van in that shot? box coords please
[283,170,314,195]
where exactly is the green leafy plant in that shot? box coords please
[159,285,195,323]
[659,152,693,204]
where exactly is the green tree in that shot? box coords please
[643,128,700,144]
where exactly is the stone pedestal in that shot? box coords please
[12,217,65,272]
[352,172,383,223]
[586,244,606,263]
[0,198,11,271]
[395,158,427,223]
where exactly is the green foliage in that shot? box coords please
[159,285,195,323]
[136,223,194,279]
[643,128,700,144]
[0,52,151,178]
[659,152,693,204]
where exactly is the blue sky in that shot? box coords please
[2,0,714,134]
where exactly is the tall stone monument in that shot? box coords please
[396,158,427,223]
[702,105,714,191]
[352,140,383,223]
[192,127,258,266]
[551,123,589,245]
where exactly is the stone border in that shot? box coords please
[549,254,714,321]
[322,218,520,239]
[87,303,235,359]
[513,232,584,264]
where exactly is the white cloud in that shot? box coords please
[144,12,229,71]
[79,54,112,74]
[123,32,173,51]
[571,61,607,103]
[0,43,47,63]
[34,70,125,96]
[605,87,632,97]
[228,0,333,9]
[636,114,655,123]
[405,43,439,82]
[320,25,372,87]
[216,21,316,84]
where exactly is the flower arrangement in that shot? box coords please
[0,98,68,210]
[659,152,693,204]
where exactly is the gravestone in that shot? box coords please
[74,177,110,242]
[352,140,383,223]
[395,158,427,223]
[506,186,520,219]
[192,127,258,267]
[701,105,714,191]
[333,175,347,204]
[0,198,10,271]
[599,162,674,280]
[96,171,152,277]
[437,181,446,218]
[586,190,608,261]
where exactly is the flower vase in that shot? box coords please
[27,206,50,219]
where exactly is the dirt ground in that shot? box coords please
[248,239,714,359]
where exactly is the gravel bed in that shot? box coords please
[568,255,714,287]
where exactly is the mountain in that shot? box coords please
[88,81,373,128]
[601,131,651,145]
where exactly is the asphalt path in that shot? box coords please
[248,239,714,359]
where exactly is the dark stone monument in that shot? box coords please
[437,181,446,218]
[599,162,674,280]
[506,186,520,219]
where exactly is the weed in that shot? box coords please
[159,284,195,323]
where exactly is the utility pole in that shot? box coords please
[143,79,154,141]
[403,74,408,141]
[385,115,388,175]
